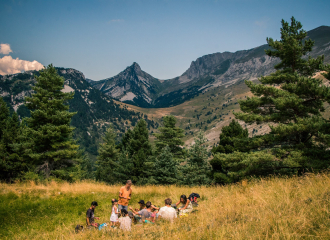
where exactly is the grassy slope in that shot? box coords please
[2,173,330,239]
[119,79,268,148]
[119,72,330,149]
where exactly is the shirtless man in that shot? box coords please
[118,180,132,211]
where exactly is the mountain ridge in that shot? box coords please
[90,62,163,107]
[89,25,330,108]
[0,68,158,157]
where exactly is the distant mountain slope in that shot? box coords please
[0,68,158,156]
[90,26,330,108]
[90,62,163,107]
[169,25,330,86]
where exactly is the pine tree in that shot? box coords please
[153,146,178,185]
[116,129,133,151]
[0,97,10,140]
[218,17,330,179]
[212,119,248,154]
[127,119,152,183]
[24,64,80,179]
[96,126,119,183]
[181,131,212,185]
[114,150,134,184]
[0,109,26,181]
[154,115,185,157]
[80,154,95,180]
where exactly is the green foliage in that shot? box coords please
[95,126,119,183]
[212,119,248,154]
[220,17,330,180]
[80,154,95,180]
[154,115,185,157]
[116,129,133,151]
[0,97,10,139]
[24,64,81,180]
[114,150,134,184]
[153,146,178,185]
[181,131,212,185]
[127,119,153,183]
[0,99,27,182]
[211,150,294,183]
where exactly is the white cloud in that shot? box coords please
[0,43,13,55]
[0,55,44,75]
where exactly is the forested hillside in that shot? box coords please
[0,68,159,156]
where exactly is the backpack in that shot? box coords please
[188,193,200,203]
[75,225,84,233]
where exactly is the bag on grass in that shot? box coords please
[75,225,84,233]
[189,193,200,206]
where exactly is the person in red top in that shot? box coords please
[118,180,132,211]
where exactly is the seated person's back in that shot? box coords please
[119,209,132,231]
[158,198,177,222]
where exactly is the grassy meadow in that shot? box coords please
[2,173,330,239]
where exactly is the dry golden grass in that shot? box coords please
[2,173,330,239]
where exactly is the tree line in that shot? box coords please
[1,17,330,185]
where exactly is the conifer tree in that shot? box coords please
[0,97,10,140]
[0,108,26,181]
[212,120,248,154]
[24,64,80,179]
[154,115,185,157]
[127,119,152,183]
[181,132,211,185]
[116,129,133,151]
[114,150,134,183]
[153,146,178,185]
[96,126,119,183]
[80,154,95,180]
[218,17,330,178]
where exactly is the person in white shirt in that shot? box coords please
[119,209,132,231]
[158,198,177,222]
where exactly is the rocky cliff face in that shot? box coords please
[172,26,330,90]
[90,26,330,108]
[90,62,162,107]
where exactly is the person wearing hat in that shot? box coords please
[129,200,152,222]
[110,199,119,227]
[86,201,100,227]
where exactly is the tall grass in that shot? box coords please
[1,174,330,239]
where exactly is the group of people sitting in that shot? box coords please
[83,180,198,232]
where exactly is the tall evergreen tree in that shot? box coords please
[154,115,185,157]
[153,146,178,185]
[116,129,133,151]
[114,150,134,183]
[217,17,330,180]
[24,64,80,179]
[0,97,10,140]
[0,107,26,181]
[212,120,248,154]
[127,119,152,183]
[181,131,211,185]
[96,126,119,183]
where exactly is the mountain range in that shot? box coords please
[1,25,330,156]
[0,68,158,157]
[90,25,330,108]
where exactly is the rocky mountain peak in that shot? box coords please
[130,62,141,72]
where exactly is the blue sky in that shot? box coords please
[0,0,329,80]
